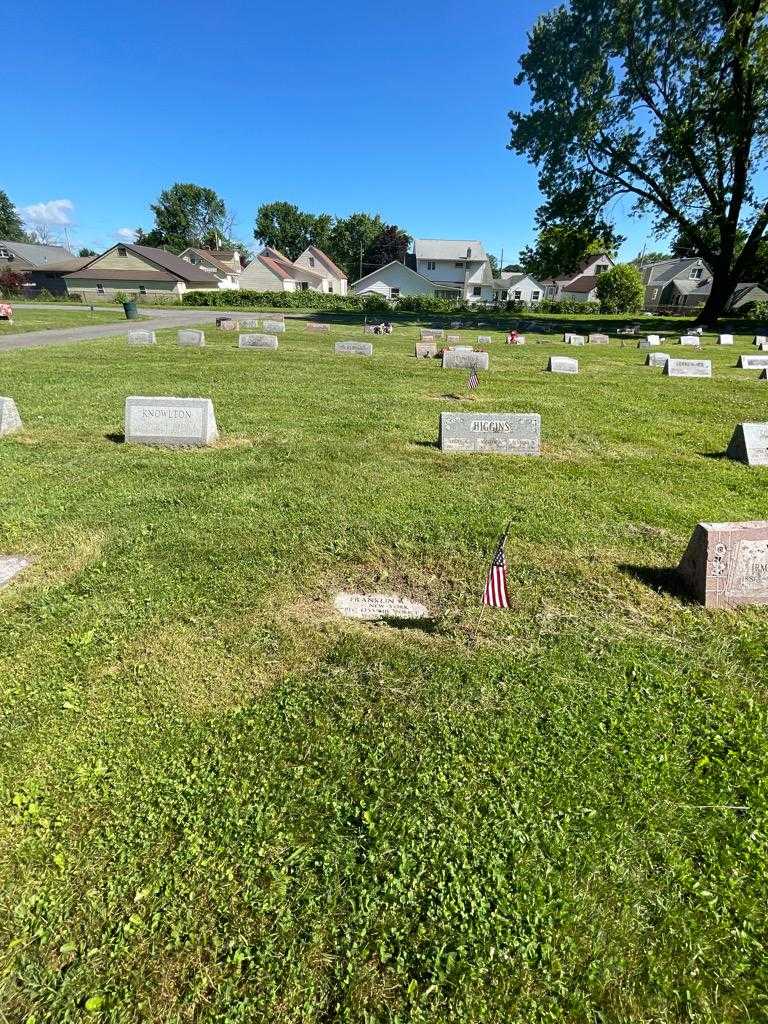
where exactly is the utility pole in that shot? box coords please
[359,242,363,281]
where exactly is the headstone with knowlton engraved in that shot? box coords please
[678,520,768,608]
[124,396,219,447]
[439,412,540,454]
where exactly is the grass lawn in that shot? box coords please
[0,306,126,336]
[1,319,766,1022]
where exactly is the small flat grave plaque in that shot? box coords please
[239,333,278,350]
[124,396,219,447]
[0,397,23,437]
[336,341,373,356]
[415,342,437,359]
[178,329,205,347]
[442,350,489,370]
[678,520,768,608]
[646,351,670,367]
[439,412,540,455]
[679,335,701,347]
[664,358,711,378]
[128,329,156,346]
[589,333,609,344]
[0,555,30,589]
[548,356,578,374]
[726,423,768,467]
[263,320,285,333]
[738,354,768,369]
[334,592,430,621]
[718,334,734,345]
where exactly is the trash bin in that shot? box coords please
[123,300,139,320]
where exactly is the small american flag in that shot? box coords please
[482,527,510,609]
[468,369,479,390]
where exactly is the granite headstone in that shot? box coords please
[127,329,156,346]
[0,397,23,437]
[664,358,712,377]
[678,520,768,608]
[439,412,540,454]
[548,356,578,374]
[442,350,489,371]
[335,341,373,356]
[124,396,219,447]
[178,329,205,347]
[726,423,768,467]
[238,333,279,350]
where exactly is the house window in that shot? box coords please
[0,248,10,258]
[117,247,127,257]
[531,290,540,301]
[427,260,436,271]
[455,261,465,269]
[139,285,147,295]
[689,267,703,279]
[328,283,334,293]
[97,283,105,294]
[595,264,608,275]
[498,290,508,300]
[472,286,481,297]
[298,282,309,291]
[309,256,315,267]
[390,287,400,298]
[514,290,522,300]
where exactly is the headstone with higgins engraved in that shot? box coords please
[335,341,373,356]
[415,342,437,359]
[334,592,430,621]
[589,333,610,344]
[0,555,30,589]
[678,520,768,608]
[548,356,578,374]
[726,423,768,467]
[239,333,279,350]
[718,334,734,345]
[439,412,540,455]
[263,320,285,333]
[679,335,701,347]
[124,396,219,447]
[664,358,711,377]
[442,349,489,371]
[128,329,156,346]
[738,354,768,369]
[0,397,23,437]
[646,351,670,367]
[178,329,205,347]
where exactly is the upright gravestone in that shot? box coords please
[238,333,279,350]
[124,396,219,447]
[439,412,540,455]
[566,334,585,346]
[218,319,239,331]
[128,329,156,346]
[679,335,701,347]
[758,341,768,351]
[0,397,23,437]
[638,338,660,349]
[548,356,578,374]
[420,328,444,341]
[0,555,30,589]
[442,350,489,371]
[335,341,373,356]
[263,320,285,333]
[477,335,492,345]
[738,354,768,370]
[753,334,768,346]
[663,358,712,378]
[589,333,609,344]
[240,318,260,329]
[415,342,437,359]
[726,423,768,466]
[446,334,461,343]
[178,330,205,347]
[718,334,734,345]
[307,322,330,333]
[678,520,768,608]
[645,351,670,367]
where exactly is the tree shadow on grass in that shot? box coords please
[617,563,694,603]
[104,432,125,444]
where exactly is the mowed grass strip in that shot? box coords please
[0,319,767,1022]
[0,306,128,336]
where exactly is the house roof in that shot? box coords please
[562,274,599,294]
[302,245,347,280]
[553,253,614,283]
[33,257,92,273]
[731,283,768,308]
[257,247,325,283]
[74,243,218,284]
[180,247,236,276]
[351,259,460,291]
[64,268,179,282]
[0,240,72,268]
[645,258,703,284]
[413,238,488,262]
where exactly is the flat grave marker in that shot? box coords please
[0,397,23,437]
[334,592,430,621]
[127,329,156,346]
[335,341,373,356]
[663,358,712,378]
[0,555,30,589]
[442,349,489,371]
[124,396,219,447]
[439,412,540,455]
[238,333,279,350]
[548,356,578,374]
[178,329,205,347]
[678,520,768,608]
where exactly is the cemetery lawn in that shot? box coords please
[0,307,125,335]
[1,320,767,1023]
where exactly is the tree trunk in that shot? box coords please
[693,264,737,325]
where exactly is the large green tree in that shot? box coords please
[136,183,230,253]
[510,0,768,323]
[0,189,29,242]
[520,221,622,280]
[327,212,387,281]
[254,202,333,259]
[363,224,411,277]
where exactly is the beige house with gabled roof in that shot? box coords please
[294,245,348,294]
[542,253,615,302]
[239,245,346,293]
[63,243,220,302]
[178,247,243,289]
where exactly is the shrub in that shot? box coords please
[747,300,768,321]
[113,290,129,305]
[596,264,645,313]
[0,269,25,298]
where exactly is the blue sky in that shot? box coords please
[4,0,657,262]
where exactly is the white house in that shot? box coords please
[492,273,544,304]
[178,247,243,289]
[542,253,615,302]
[351,260,444,299]
[407,239,496,302]
[239,245,345,293]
